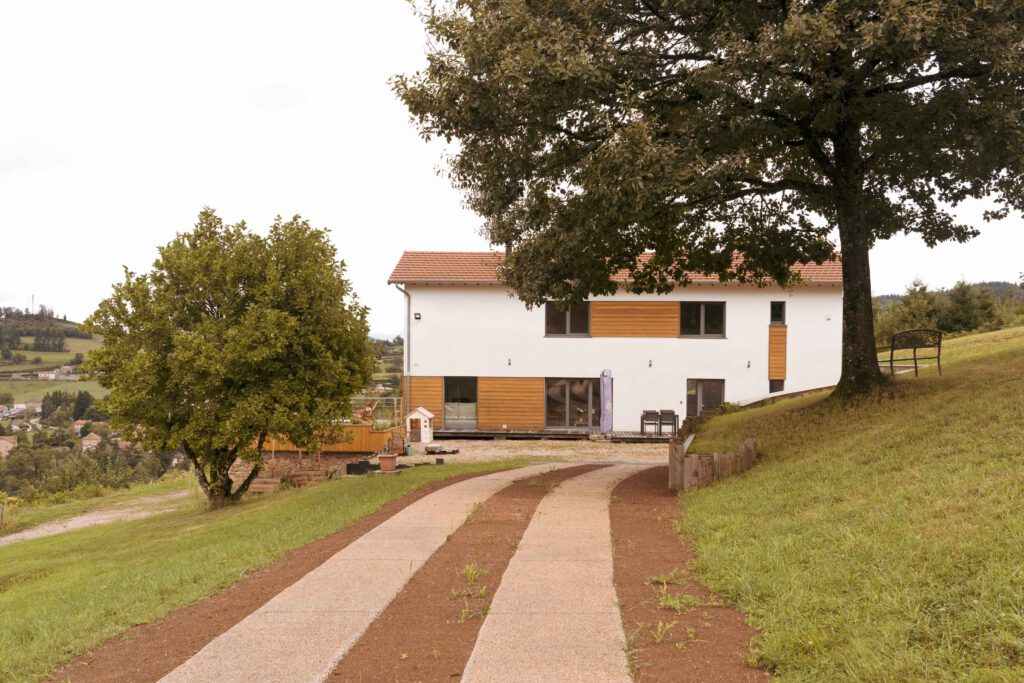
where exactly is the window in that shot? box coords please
[545,302,590,336]
[769,379,785,393]
[771,301,786,325]
[443,377,477,429]
[680,302,726,337]
[545,378,601,429]
[686,379,725,417]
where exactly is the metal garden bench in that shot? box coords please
[883,328,943,377]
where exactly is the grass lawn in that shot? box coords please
[683,326,1024,681]
[0,474,194,537]
[0,379,107,402]
[0,461,521,681]
[0,337,102,373]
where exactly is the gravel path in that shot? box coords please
[463,464,652,682]
[404,438,666,465]
[160,463,572,683]
[0,491,190,547]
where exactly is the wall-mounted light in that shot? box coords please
[414,312,421,320]
[747,360,751,368]
[507,358,512,366]
[648,359,652,368]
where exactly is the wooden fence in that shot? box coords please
[669,437,759,493]
[263,424,400,456]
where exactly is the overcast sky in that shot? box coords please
[2,2,1021,338]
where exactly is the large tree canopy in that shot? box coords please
[396,0,1024,398]
[84,210,374,507]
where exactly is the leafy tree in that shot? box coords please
[0,392,14,406]
[874,280,942,344]
[396,1,1024,400]
[83,209,375,508]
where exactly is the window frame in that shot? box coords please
[544,301,591,337]
[544,377,601,430]
[770,301,787,326]
[679,301,727,338]
[769,379,785,393]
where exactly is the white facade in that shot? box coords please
[403,283,842,432]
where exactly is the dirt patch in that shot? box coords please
[46,470,503,683]
[329,464,603,682]
[611,466,768,682]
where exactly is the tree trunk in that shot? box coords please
[832,132,888,401]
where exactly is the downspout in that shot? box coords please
[393,283,411,419]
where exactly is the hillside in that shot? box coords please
[684,327,1024,680]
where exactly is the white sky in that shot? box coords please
[1,2,1020,338]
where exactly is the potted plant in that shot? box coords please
[378,452,398,472]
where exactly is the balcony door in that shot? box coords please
[545,378,601,430]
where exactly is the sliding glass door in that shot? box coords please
[545,378,601,430]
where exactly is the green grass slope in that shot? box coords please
[0,462,519,681]
[684,327,1024,682]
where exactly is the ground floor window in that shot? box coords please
[769,379,785,393]
[545,378,601,429]
[444,376,477,429]
[686,379,725,417]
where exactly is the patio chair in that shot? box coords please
[659,410,678,436]
[640,410,661,435]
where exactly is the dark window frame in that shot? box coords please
[544,377,601,430]
[769,379,785,393]
[770,301,787,326]
[544,302,591,337]
[679,301,727,338]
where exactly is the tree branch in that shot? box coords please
[182,439,210,495]
[865,62,993,96]
[229,431,267,500]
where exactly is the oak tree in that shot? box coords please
[396,0,1024,399]
[84,209,374,508]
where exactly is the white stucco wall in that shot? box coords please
[403,284,842,432]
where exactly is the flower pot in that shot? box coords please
[379,454,398,472]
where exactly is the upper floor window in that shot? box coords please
[771,301,786,325]
[545,302,590,336]
[680,302,726,337]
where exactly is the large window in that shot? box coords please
[545,378,601,429]
[771,301,786,325]
[680,302,726,337]
[686,379,725,417]
[443,377,477,429]
[545,302,590,336]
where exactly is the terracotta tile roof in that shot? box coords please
[389,251,843,285]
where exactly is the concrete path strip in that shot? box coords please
[160,463,573,683]
[462,463,654,683]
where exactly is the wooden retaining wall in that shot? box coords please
[668,437,759,493]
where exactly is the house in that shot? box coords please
[0,435,16,458]
[37,371,58,380]
[24,400,42,414]
[73,419,89,435]
[81,432,103,451]
[389,251,843,435]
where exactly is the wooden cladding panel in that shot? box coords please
[768,325,787,380]
[264,425,397,455]
[590,301,680,338]
[406,376,444,429]
[477,377,546,431]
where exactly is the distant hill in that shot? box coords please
[875,280,1022,309]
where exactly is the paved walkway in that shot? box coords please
[463,464,652,682]
[0,491,189,547]
[160,463,571,683]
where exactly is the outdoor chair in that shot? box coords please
[659,410,678,436]
[640,410,660,435]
